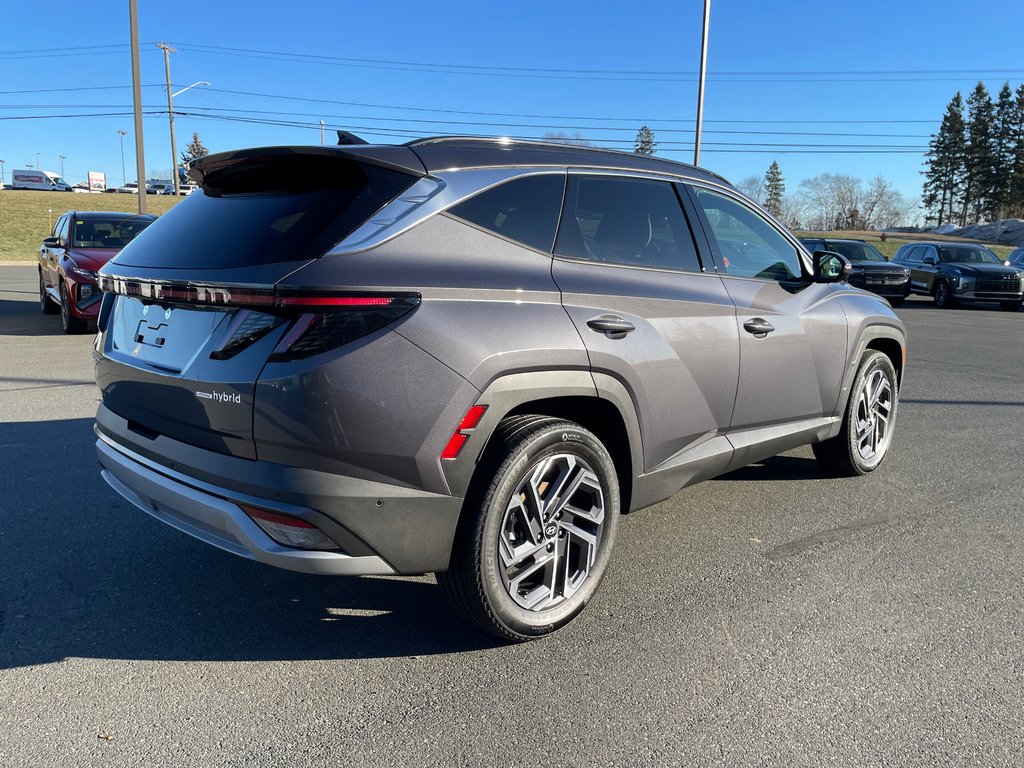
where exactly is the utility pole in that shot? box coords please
[693,0,711,166]
[0,160,5,187]
[117,130,128,185]
[59,155,66,179]
[36,152,40,171]
[320,120,325,145]
[156,42,180,195]
[129,0,147,213]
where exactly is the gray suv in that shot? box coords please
[94,138,906,641]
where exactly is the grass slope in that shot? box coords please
[0,190,182,261]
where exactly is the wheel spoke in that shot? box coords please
[498,451,607,613]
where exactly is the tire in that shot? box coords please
[888,297,905,307]
[438,416,620,642]
[999,300,1022,312]
[933,280,956,308]
[39,271,58,314]
[812,350,898,477]
[60,281,87,334]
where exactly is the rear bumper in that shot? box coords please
[95,404,464,575]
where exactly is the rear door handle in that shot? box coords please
[586,315,636,339]
[742,318,775,337]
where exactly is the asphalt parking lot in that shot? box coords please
[0,264,1021,767]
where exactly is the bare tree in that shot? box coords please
[542,131,594,147]
[735,175,764,204]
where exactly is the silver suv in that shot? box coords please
[94,137,906,640]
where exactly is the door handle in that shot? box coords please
[743,318,775,337]
[586,315,635,339]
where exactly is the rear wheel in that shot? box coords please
[39,272,58,314]
[438,416,620,641]
[933,281,956,308]
[60,281,87,334]
[999,300,1022,312]
[813,350,898,476]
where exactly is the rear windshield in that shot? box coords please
[72,215,154,248]
[113,158,415,269]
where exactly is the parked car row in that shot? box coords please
[800,236,1024,311]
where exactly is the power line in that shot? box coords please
[0,102,935,138]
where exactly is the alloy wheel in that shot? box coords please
[498,453,606,611]
[854,367,894,461]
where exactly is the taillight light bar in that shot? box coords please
[97,275,415,313]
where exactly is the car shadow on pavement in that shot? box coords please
[0,297,68,337]
[717,454,832,482]
[0,418,504,670]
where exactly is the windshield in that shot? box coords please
[72,215,154,248]
[938,246,1002,264]
[828,242,887,262]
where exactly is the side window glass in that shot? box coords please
[554,175,701,272]
[447,174,565,253]
[904,246,921,263]
[57,216,70,243]
[693,187,803,281]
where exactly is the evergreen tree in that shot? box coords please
[763,160,785,216]
[180,132,210,168]
[992,82,1017,216]
[963,82,997,223]
[922,92,967,227]
[633,125,657,156]
[1009,84,1024,217]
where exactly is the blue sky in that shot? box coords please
[2,0,1022,206]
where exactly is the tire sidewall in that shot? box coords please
[477,424,620,638]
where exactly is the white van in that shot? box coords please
[10,169,72,191]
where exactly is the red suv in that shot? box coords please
[38,211,156,332]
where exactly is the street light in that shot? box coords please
[59,155,66,179]
[117,130,128,186]
[165,77,211,196]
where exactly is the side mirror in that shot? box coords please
[923,254,938,266]
[813,250,852,283]
[42,236,61,249]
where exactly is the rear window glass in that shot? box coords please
[114,159,414,269]
[447,174,565,253]
[72,215,153,248]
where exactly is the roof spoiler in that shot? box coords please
[337,130,369,146]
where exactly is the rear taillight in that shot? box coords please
[240,505,341,551]
[269,294,420,361]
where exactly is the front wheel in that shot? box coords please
[60,281,87,334]
[813,350,898,476]
[933,281,956,308]
[999,300,1022,312]
[438,416,620,641]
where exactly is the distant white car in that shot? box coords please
[117,183,140,194]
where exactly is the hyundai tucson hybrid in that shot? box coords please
[94,138,906,641]
[891,241,1024,310]
[39,210,156,333]
[799,237,911,305]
